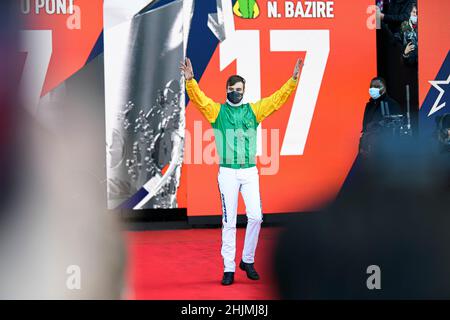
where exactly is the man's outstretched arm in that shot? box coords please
[250,58,302,123]
[185,78,220,123]
[181,58,220,124]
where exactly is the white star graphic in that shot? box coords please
[428,74,450,116]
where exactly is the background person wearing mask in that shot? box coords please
[401,3,418,65]
[362,77,402,133]
[360,77,402,155]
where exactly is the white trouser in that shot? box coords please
[217,166,263,272]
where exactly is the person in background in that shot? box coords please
[377,0,414,36]
[359,77,402,155]
[362,77,402,133]
[400,3,418,65]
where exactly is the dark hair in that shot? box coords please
[370,76,386,88]
[226,75,246,90]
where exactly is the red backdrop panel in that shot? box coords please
[184,1,377,216]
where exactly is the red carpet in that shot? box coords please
[126,227,281,300]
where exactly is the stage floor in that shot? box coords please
[125,227,281,300]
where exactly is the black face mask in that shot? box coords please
[227,90,243,104]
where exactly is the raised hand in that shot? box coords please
[292,58,303,80]
[404,42,415,55]
[180,57,194,80]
